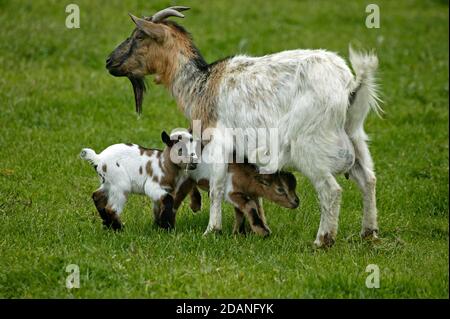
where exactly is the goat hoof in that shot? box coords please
[203,227,222,236]
[233,225,247,235]
[314,233,336,248]
[156,221,175,230]
[103,221,123,231]
[255,227,271,238]
[361,228,380,241]
[112,223,124,231]
[190,203,201,213]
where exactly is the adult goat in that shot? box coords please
[106,6,381,247]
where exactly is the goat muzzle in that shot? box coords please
[290,197,300,209]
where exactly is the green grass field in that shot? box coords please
[0,0,448,298]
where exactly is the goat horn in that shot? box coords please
[151,6,190,23]
[168,6,191,12]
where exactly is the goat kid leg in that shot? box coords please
[144,181,174,229]
[256,197,271,233]
[349,137,379,239]
[229,193,271,237]
[157,194,176,229]
[189,186,202,213]
[92,188,125,231]
[173,178,196,212]
[152,201,161,225]
[311,174,342,248]
[233,208,246,235]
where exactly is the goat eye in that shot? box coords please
[276,187,286,194]
[135,32,146,40]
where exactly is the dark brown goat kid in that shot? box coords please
[169,163,300,237]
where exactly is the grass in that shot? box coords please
[0,0,448,298]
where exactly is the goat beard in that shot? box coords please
[128,76,146,115]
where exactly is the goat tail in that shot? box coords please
[80,148,99,166]
[346,46,383,136]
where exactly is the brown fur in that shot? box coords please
[172,181,202,215]
[188,61,227,129]
[189,186,202,212]
[139,145,156,156]
[171,163,299,236]
[158,148,180,190]
[228,192,270,237]
[197,178,210,190]
[92,190,123,230]
[145,160,153,177]
[107,20,226,130]
[122,23,195,88]
[233,208,246,234]
[155,194,176,229]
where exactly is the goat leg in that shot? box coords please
[157,194,176,229]
[229,193,271,237]
[189,186,202,213]
[92,189,123,231]
[233,207,247,235]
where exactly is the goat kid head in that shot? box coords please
[161,129,199,171]
[106,6,193,114]
[256,172,300,209]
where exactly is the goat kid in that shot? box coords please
[80,130,198,230]
[173,160,300,237]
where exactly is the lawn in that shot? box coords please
[0,0,448,298]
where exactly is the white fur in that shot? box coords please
[198,48,381,245]
[186,143,235,202]
[81,144,165,215]
[80,129,197,217]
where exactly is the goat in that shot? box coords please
[172,158,299,237]
[106,6,382,247]
[80,130,198,230]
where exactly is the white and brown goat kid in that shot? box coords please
[80,130,199,230]
[173,162,299,237]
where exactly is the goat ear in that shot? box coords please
[281,172,297,189]
[255,175,271,187]
[161,131,174,147]
[129,13,165,41]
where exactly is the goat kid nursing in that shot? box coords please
[106,6,382,247]
[172,153,300,237]
[80,130,199,230]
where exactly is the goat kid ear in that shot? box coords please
[282,172,297,189]
[129,13,165,41]
[161,131,174,147]
[256,175,271,187]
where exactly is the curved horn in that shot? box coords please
[168,6,191,12]
[151,6,190,23]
